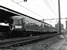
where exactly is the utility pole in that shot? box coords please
[58,0,61,34]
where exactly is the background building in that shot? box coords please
[65,20,67,33]
[55,22,64,33]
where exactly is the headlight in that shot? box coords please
[15,26,22,29]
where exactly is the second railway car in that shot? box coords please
[9,15,58,37]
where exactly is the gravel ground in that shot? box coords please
[48,38,65,50]
[0,35,62,50]
[14,36,62,50]
[47,35,67,50]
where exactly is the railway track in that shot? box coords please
[0,33,58,49]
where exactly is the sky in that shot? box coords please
[0,0,67,29]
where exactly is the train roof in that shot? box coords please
[0,5,52,26]
[11,16,23,19]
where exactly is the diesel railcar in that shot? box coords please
[9,15,58,37]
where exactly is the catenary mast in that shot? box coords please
[58,0,61,34]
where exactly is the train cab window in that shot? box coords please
[13,19,22,25]
[9,18,22,29]
[13,19,22,28]
[9,16,24,30]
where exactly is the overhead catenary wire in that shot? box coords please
[44,18,67,20]
[44,0,57,16]
[11,0,44,19]
[12,0,27,3]
[31,0,45,19]
[12,0,23,3]
[31,0,57,19]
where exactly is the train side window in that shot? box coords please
[44,25,47,27]
[25,21,29,24]
[13,19,18,25]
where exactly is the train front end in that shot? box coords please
[9,16,25,37]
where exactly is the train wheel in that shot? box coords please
[30,34,32,37]
[29,32,33,37]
